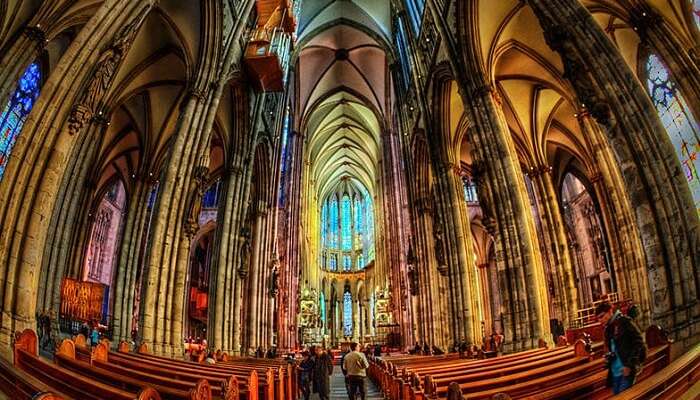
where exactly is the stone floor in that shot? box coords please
[326,370,383,399]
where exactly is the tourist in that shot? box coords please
[299,351,313,400]
[422,342,431,355]
[255,346,264,358]
[411,342,421,355]
[205,351,216,365]
[90,324,100,347]
[312,346,333,400]
[595,301,646,395]
[343,342,369,400]
[373,344,381,357]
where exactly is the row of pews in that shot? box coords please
[0,329,296,400]
[368,325,699,399]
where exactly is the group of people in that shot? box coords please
[298,346,334,400]
[254,346,278,359]
[409,341,445,356]
[297,342,372,400]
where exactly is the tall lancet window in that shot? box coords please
[694,0,700,28]
[329,196,339,248]
[341,194,352,251]
[405,0,426,33]
[0,62,41,180]
[343,290,353,337]
[320,291,326,332]
[645,54,700,216]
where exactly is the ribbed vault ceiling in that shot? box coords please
[297,0,390,202]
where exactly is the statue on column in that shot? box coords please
[269,258,279,297]
[434,228,448,275]
[407,244,418,296]
[238,228,251,279]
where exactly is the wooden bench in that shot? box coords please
[434,325,673,400]
[611,341,700,399]
[113,346,287,400]
[10,329,164,400]
[54,340,216,400]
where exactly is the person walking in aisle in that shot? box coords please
[312,346,333,400]
[595,301,646,395]
[343,342,369,400]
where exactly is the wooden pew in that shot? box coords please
[611,341,700,399]
[77,342,276,400]
[55,340,221,400]
[429,325,673,400]
[107,348,277,400]
[11,329,163,400]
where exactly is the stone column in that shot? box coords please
[0,0,156,358]
[576,112,651,323]
[528,0,700,343]
[244,201,267,351]
[461,84,551,351]
[526,167,578,325]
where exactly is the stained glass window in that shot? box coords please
[147,182,159,210]
[0,62,41,180]
[645,54,700,216]
[319,291,326,331]
[343,291,353,337]
[364,196,375,260]
[341,195,352,251]
[694,0,700,28]
[343,255,352,271]
[321,202,328,248]
[354,197,363,234]
[404,0,425,34]
[329,197,339,248]
[357,255,364,269]
[202,180,222,208]
[329,254,337,271]
[462,177,478,203]
[395,16,413,90]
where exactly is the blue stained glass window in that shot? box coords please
[404,0,425,34]
[321,202,328,248]
[343,255,351,271]
[354,197,362,234]
[329,254,337,271]
[147,182,159,210]
[0,62,41,180]
[329,197,339,248]
[202,180,222,208]
[320,291,326,330]
[395,17,413,90]
[462,177,478,203]
[341,195,352,251]
[646,54,700,216]
[343,291,353,337]
[357,255,364,269]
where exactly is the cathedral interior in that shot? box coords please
[0,0,699,399]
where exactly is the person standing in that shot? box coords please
[343,342,369,400]
[595,301,646,395]
[299,351,314,400]
[312,346,333,400]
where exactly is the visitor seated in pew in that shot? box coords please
[205,351,216,365]
[595,301,647,395]
[410,343,421,355]
[422,342,431,355]
[432,345,445,355]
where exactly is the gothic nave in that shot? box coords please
[0,0,699,399]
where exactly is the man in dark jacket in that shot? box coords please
[312,346,333,400]
[595,301,646,394]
